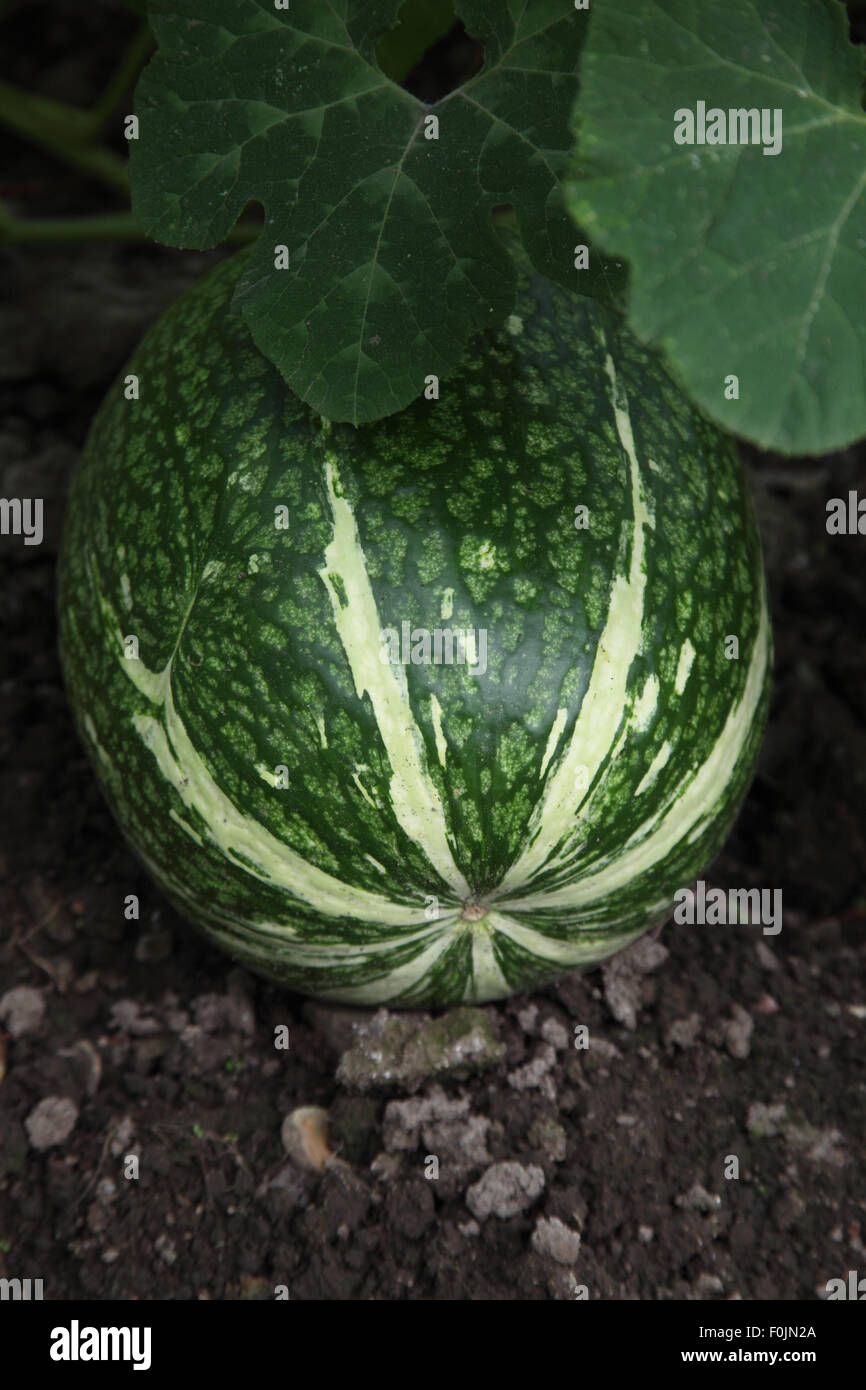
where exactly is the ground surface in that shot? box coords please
[1,0,864,1301]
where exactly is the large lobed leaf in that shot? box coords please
[566,0,866,456]
[130,0,595,424]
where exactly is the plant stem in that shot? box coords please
[0,209,262,245]
[86,23,155,139]
[0,79,129,194]
[0,211,144,243]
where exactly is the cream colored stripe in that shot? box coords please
[96,509,464,923]
[675,639,696,695]
[318,452,469,897]
[539,707,568,780]
[634,739,672,797]
[313,913,464,1004]
[139,843,457,970]
[498,347,654,893]
[500,594,770,910]
[101,590,437,925]
[485,909,638,968]
[131,704,431,924]
[169,808,204,846]
[430,693,448,768]
[466,921,510,1001]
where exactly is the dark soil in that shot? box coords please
[1,0,864,1302]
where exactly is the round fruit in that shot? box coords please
[57,247,771,1006]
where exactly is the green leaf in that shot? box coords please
[130,0,593,424]
[376,0,458,84]
[565,0,866,456]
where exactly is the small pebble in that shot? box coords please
[25,1096,78,1151]
[531,1215,581,1266]
[539,1017,569,1051]
[676,1183,721,1213]
[0,986,45,1038]
[754,993,779,1015]
[466,1162,545,1221]
[726,1004,754,1059]
[281,1106,333,1173]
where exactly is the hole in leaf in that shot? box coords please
[377,1,484,101]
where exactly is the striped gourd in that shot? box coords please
[58,248,771,1006]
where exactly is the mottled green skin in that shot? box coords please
[58,248,771,1005]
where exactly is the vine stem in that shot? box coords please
[0,21,155,194]
[0,19,259,247]
[0,208,261,246]
[0,78,129,194]
[86,23,155,139]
